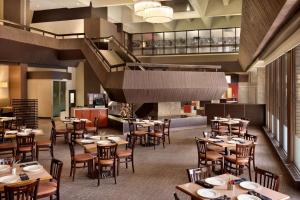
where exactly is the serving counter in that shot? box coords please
[71,107,108,127]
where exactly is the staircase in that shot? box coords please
[0,19,228,104]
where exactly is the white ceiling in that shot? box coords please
[29,0,243,33]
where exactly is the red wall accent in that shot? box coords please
[228,83,238,99]
[74,108,108,127]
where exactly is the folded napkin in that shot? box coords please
[233,178,247,184]
[212,195,230,200]
[5,131,17,135]
[195,180,214,188]
[248,190,272,200]
[213,140,224,143]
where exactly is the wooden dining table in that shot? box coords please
[176,174,290,200]
[4,129,44,139]
[76,136,128,153]
[0,161,52,192]
[0,117,16,123]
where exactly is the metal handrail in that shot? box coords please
[0,19,85,39]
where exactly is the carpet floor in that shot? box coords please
[36,119,300,200]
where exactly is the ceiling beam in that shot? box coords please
[189,0,209,17]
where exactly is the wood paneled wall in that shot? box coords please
[9,64,27,99]
[205,103,266,126]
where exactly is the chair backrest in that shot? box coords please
[186,167,211,182]
[241,120,250,131]
[195,137,207,156]
[50,158,63,189]
[97,143,117,161]
[255,167,280,191]
[236,143,252,160]
[68,142,75,159]
[15,117,25,130]
[73,121,86,131]
[51,119,56,129]
[163,119,171,133]
[211,121,219,130]
[128,122,135,135]
[4,120,13,130]
[244,133,258,142]
[153,123,161,132]
[16,134,35,148]
[126,134,136,152]
[4,179,40,200]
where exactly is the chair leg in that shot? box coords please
[248,162,252,181]
[162,137,165,148]
[125,158,128,168]
[168,134,170,144]
[36,147,39,161]
[114,164,117,184]
[131,157,135,173]
[50,145,54,158]
[153,137,156,150]
[117,158,120,176]
[97,165,101,186]
[72,163,76,181]
[69,162,73,177]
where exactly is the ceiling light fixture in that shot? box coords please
[134,0,161,17]
[143,6,173,23]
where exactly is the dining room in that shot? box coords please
[0,0,300,200]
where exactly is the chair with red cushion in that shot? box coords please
[37,158,63,200]
[116,134,136,175]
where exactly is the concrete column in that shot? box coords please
[3,0,31,25]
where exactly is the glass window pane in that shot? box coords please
[132,34,142,55]
[199,47,210,53]
[153,33,164,55]
[223,45,236,52]
[175,31,186,47]
[143,33,153,55]
[211,29,222,46]
[187,30,198,53]
[164,32,175,54]
[199,30,210,46]
[223,28,235,45]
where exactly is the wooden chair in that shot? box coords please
[202,132,225,153]
[37,158,63,200]
[148,123,165,150]
[231,120,249,137]
[36,128,54,161]
[68,142,94,181]
[85,117,99,135]
[128,122,147,146]
[0,129,15,159]
[4,179,40,200]
[11,117,25,130]
[224,143,252,180]
[71,121,86,144]
[16,134,35,161]
[163,119,171,144]
[51,119,68,144]
[186,166,211,182]
[96,143,118,186]
[195,137,223,172]
[244,133,258,169]
[254,167,279,191]
[116,134,136,175]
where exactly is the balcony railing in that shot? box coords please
[125,27,240,56]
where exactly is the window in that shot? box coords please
[153,33,164,55]
[142,33,153,55]
[187,30,198,53]
[211,29,222,52]
[175,31,186,54]
[132,34,142,55]
[164,32,175,54]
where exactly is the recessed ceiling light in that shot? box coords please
[186,4,190,12]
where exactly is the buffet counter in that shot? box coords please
[71,107,108,127]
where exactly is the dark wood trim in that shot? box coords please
[27,71,72,80]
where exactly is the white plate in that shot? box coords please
[23,165,43,173]
[216,135,227,139]
[227,140,239,144]
[205,177,226,186]
[0,165,10,172]
[208,138,222,142]
[232,137,245,142]
[240,181,260,190]
[0,175,19,184]
[237,194,261,200]
[5,130,18,134]
[196,189,220,199]
[17,132,29,136]
[107,137,121,142]
[97,140,111,145]
[80,139,94,144]
[90,136,101,140]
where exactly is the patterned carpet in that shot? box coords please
[36,119,300,200]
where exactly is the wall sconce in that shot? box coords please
[0,81,8,88]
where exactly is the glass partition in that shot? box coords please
[129,27,240,55]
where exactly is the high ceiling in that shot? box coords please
[30,0,242,33]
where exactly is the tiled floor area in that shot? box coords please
[36,119,300,200]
